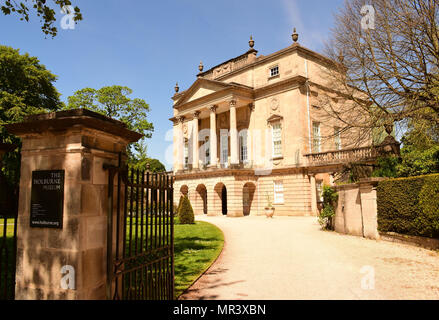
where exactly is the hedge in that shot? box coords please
[377,173,439,238]
[177,195,195,225]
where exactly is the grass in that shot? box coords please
[174,221,224,298]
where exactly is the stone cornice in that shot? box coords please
[5,109,143,143]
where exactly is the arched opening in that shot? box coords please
[214,183,228,216]
[195,184,208,215]
[243,182,256,216]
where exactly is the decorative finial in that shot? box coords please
[249,35,255,49]
[174,82,179,93]
[198,61,204,73]
[292,27,299,43]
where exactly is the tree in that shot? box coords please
[128,141,166,172]
[396,119,439,177]
[0,45,62,186]
[322,0,439,140]
[66,85,154,150]
[1,0,82,37]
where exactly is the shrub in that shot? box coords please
[319,185,338,230]
[175,196,184,215]
[177,195,195,225]
[377,173,439,238]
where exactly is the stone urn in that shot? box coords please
[264,206,275,218]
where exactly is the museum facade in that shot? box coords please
[170,31,371,217]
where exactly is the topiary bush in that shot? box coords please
[178,195,195,225]
[377,173,439,238]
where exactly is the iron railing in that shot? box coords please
[0,144,18,300]
[105,161,174,300]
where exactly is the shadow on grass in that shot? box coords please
[174,221,224,298]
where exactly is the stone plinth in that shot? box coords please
[6,109,142,300]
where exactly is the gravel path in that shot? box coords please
[180,216,439,300]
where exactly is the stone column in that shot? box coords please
[6,109,141,300]
[209,106,218,168]
[358,179,383,240]
[192,111,200,170]
[309,173,318,216]
[229,100,239,166]
[176,116,185,172]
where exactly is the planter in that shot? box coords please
[264,207,275,218]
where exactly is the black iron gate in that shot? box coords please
[105,161,174,300]
[0,144,19,300]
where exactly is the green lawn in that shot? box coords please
[174,221,224,297]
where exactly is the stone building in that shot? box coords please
[170,30,371,217]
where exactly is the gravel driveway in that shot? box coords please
[180,216,439,300]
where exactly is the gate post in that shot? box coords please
[6,110,142,300]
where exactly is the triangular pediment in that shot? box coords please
[174,79,236,107]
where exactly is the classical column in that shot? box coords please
[209,106,218,167]
[192,111,200,170]
[309,173,318,216]
[176,116,185,172]
[229,99,238,166]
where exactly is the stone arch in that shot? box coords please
[243,182,256,216]
[214,182,228,216]
[195,184,208,215]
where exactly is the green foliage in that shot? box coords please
[66,85,153,138]
[372,156,399,178]
[396,118,439,177]
[177,196,194,225]
[128,141,165,173]
[377,174,439,238]
[319,185,338,230]
[0,45,62,186]
[176,196,184,215]
[65,86,154,156]
[1,0,82,37]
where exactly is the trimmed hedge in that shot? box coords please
[377,174,439,238]
[177,195,195,225]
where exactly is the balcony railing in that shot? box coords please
[304,142,399,167]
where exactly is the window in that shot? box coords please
[334,127,341,150]
[316,180,324,203]
[184,141,189,169]
[270,66,279,77]
[220,133,229,167]
[272,123,282,158]
[274,181,284,204]
[312,122,321,153]
[239,132,248,163]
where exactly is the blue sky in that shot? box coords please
[1,0,344,169]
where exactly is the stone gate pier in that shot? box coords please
[6,109,141,300]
